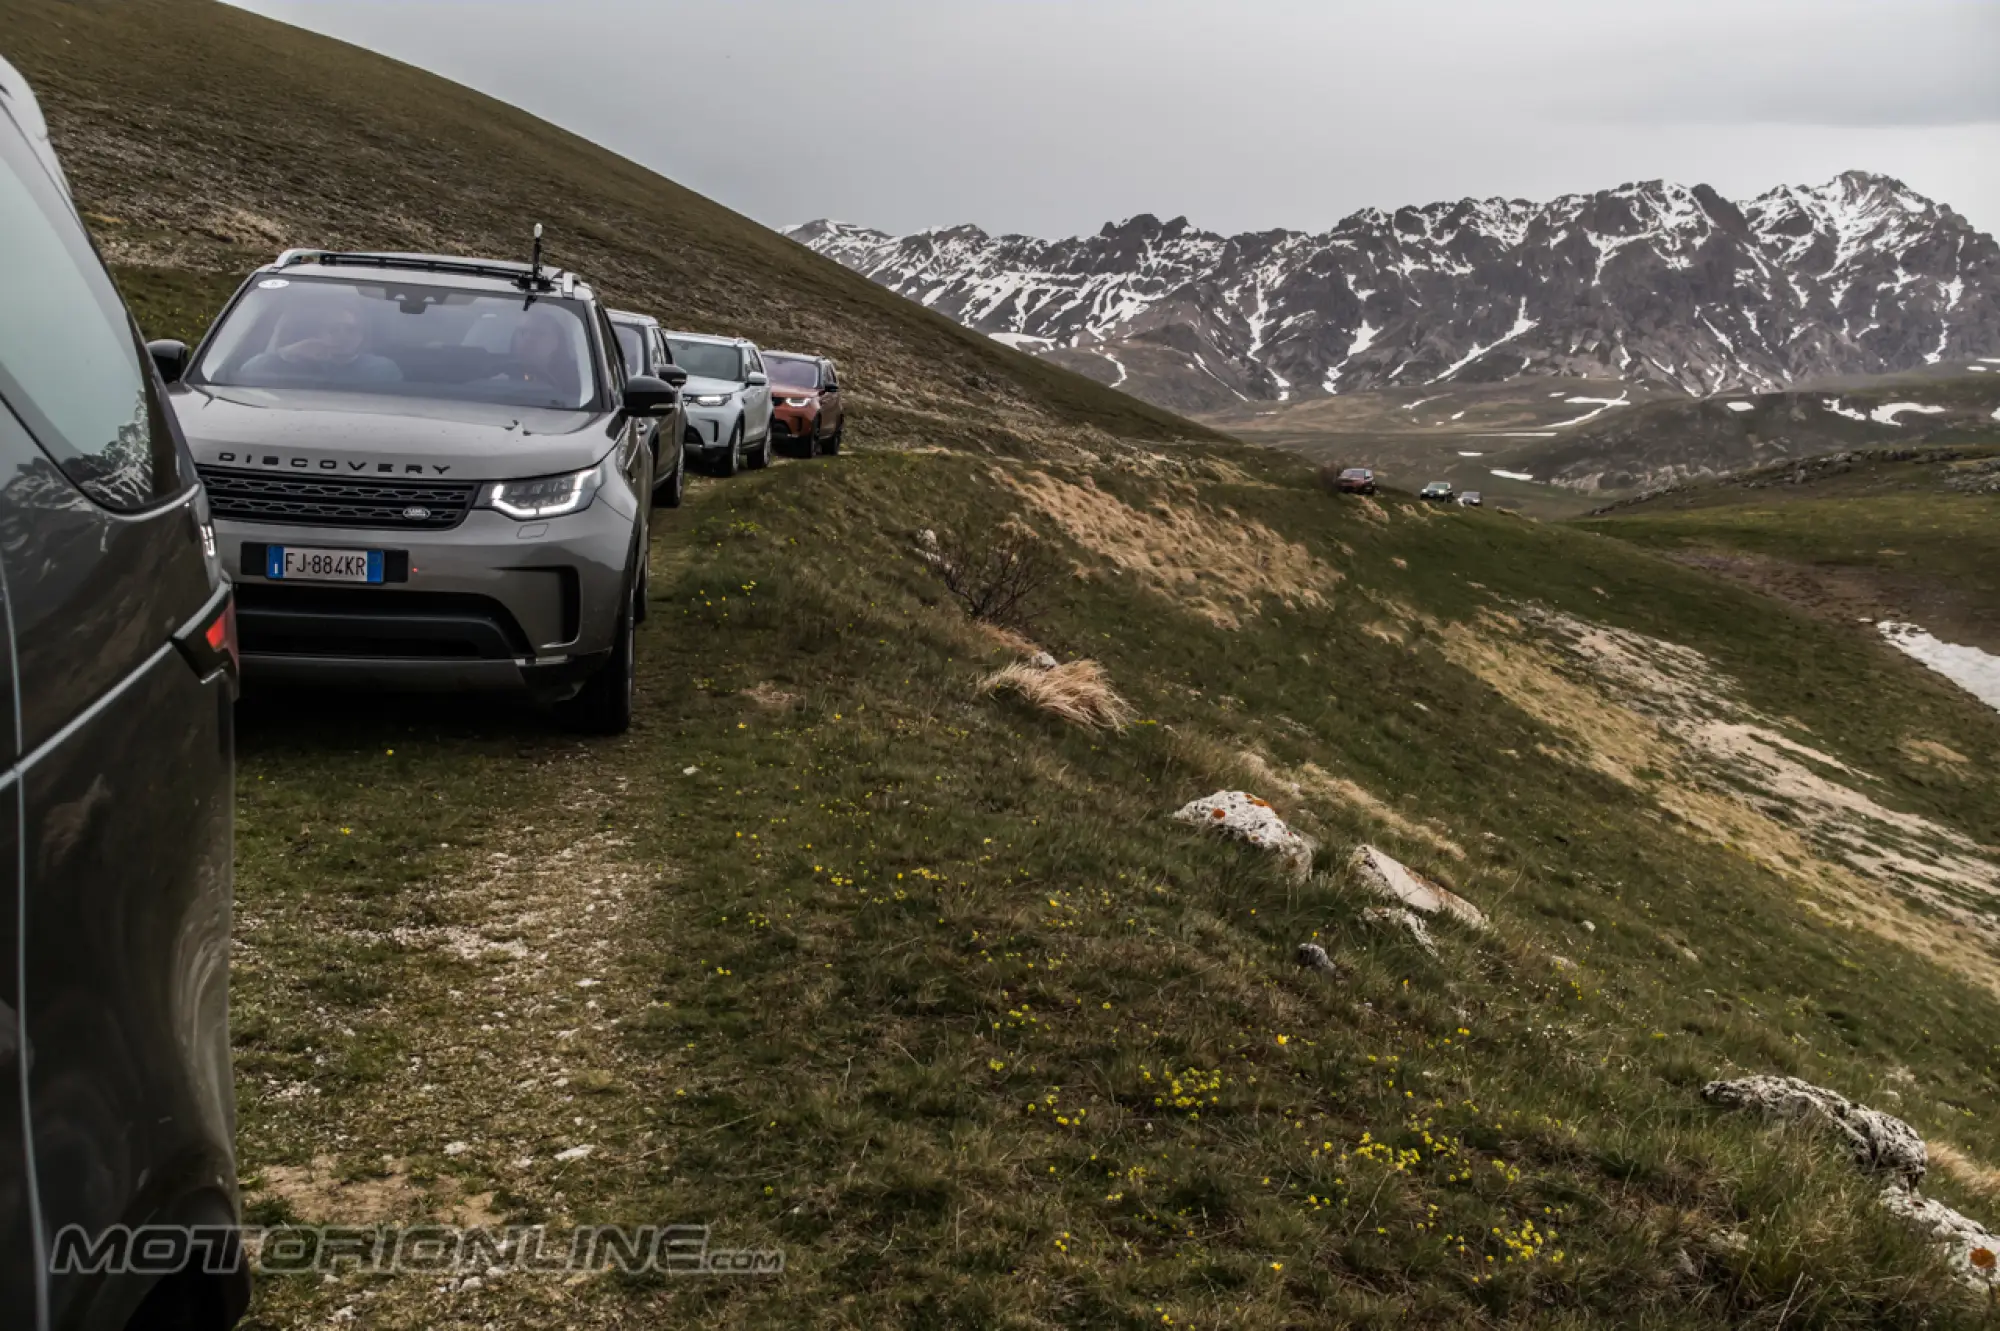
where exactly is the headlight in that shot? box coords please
[476,461,605,520]
[781,396,815,408]
[686,392,733,408]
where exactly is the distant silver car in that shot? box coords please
[1457,490,1483,507]
[666,331,775,475]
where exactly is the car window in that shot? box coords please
[652,330,673,366]
[665,340,743,382]
[0,118,185,510]
[765,355,819,389]
[595,308,624,393]
[613,323,646,376]
[194,276,601,411]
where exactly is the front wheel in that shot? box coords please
[824,421,843,456]
[715,421,741,477]
[654,434,685,508]
[746,421,772,470]
[805,417,822,459]
[556,581,635,735]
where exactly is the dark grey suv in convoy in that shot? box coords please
[608,309,689,508]
[1,56,246,1329]
[156,248,681,734]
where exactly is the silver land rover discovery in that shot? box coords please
[154,246,681,733]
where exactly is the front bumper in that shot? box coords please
[770,404,817,442]
[216,501,634,691]
[682,401,742,455]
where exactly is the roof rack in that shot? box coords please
[272,249,570,294]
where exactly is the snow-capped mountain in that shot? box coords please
[788,173,2000,411]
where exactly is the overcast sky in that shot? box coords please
[228,0,2000,240]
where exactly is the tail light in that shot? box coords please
[175,584,240,695]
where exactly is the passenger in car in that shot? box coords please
[499,305,580,402]
[240,299,401,385]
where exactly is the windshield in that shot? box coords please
[613,323,646,375]
[765,355,819,389]
[194,276,601,410]
[666,339,743,383]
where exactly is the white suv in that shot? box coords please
[666,332,774,475]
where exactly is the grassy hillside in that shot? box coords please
[4,0,1217,450]
[1581,444,2000,654]
[10,3,2000,1328]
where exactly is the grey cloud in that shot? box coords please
[225,0,2000,239]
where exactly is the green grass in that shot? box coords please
[222,450,2000,1329]
[1581,445,2000,653]
[11,1,2000,1325]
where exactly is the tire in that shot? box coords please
[805,417,822,459]
[746,421,772,470]
[557,579,635,736]
[824,421,842,456]
[654,433,684,508]
[716,421,741,477]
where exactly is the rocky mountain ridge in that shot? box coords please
[790,173,2000,413]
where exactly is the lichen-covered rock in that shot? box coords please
[1172,791,1314,879]
[1702,1075,1927,1185]
[1703,1073,2000,1286]
[1348,845,1487,929]
[1880,1187,2000,1289]
[1361,905,1438,958]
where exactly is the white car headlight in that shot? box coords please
[687,392,733,408]
[477,461,605,520]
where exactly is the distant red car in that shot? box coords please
[764,351,843,457]
[1336,467,1377,494]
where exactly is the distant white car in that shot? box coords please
[1457,491,1483,507]
[665,332,775,476]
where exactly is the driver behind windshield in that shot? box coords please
[495,304,580,403]
[239,295,401,386]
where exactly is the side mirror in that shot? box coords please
[745,371,769,387]
[148,339,190,384]
[622,374,678,418]
[658,364,689,389]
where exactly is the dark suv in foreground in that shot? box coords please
[609,309,689,507]
[158,247,681,733]
[1,55,245,1329]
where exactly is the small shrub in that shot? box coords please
[920,525,1056,628]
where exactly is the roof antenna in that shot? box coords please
[529,222,544,287]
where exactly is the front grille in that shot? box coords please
[197,467,477,531]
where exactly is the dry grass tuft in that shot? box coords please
[981,658,1134,730]
[1931,1142,2000,1202]
[996,466,1340,628]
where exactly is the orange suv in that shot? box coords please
[765,351,843,457]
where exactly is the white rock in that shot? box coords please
[1362,906,1438,957]
[442,1141,470,1157]
[682,766,699,776]
[1171,791,1314,879]
[1348,845,1486,928]
[1880,1186,2000,1289]
[1581,920,1596,933]
[1702,1075,1927,1184]
[553,1144,595,1163]
[1029,651,1059,670]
